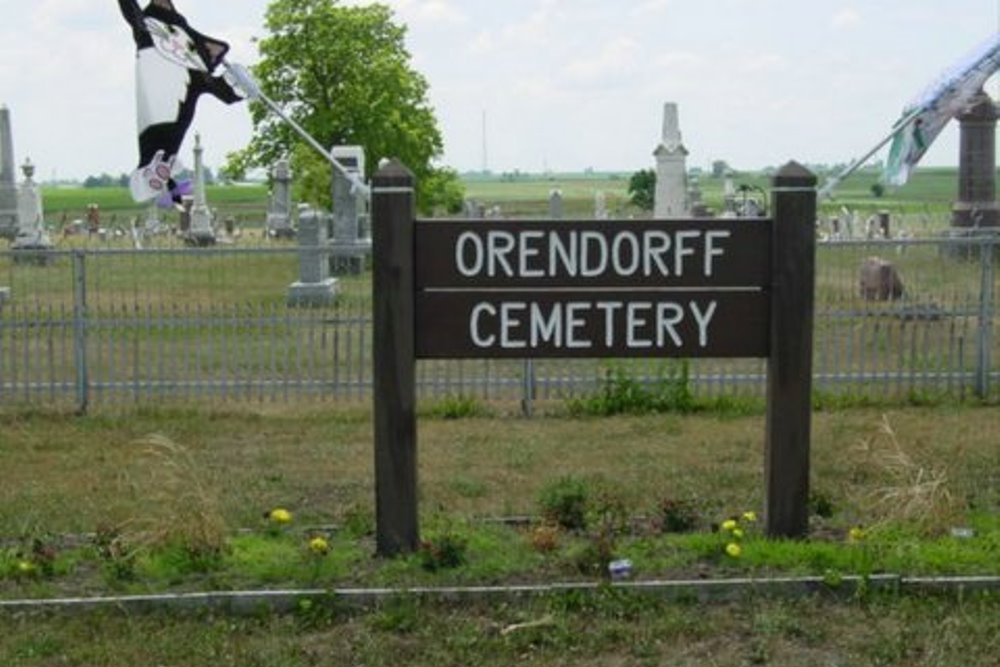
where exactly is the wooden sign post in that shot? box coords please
[372,159,817,555]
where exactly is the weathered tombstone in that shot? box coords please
[877,210,891,239]
[952,90,998,230]
[11,158,54,261]
[330,145,369,274]
[288,207,338,307]
[177,196,193,233]
[266,157,295,239]
[830,216,841,240]
[721,171,737,218]
[653,102,689,218]
[859,256,904,301]
[86,204,100,236]
[465,200,486,219]
[143,202,164,236]
[185,134,216,246]
[0,105,17,240]
[548,189,563,219]
[594,191,608,220]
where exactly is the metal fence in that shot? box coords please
[0,233,996,412]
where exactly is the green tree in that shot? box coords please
[628,169,656,211]
[226,0,462,213]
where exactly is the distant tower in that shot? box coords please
[952,89,999,229]
[481,109,489,174]
[653,102,689,218]
[0,105,18,239]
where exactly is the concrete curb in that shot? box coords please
[1,575,997,616]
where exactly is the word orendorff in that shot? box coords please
[469,299,718,351]
[454,229,733,280]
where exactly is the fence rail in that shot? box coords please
[0,233,996,412]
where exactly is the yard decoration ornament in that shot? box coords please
[118,0,244,206]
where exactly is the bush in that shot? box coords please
[568,364,694,416]
[538,476,590,531]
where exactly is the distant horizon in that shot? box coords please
[31,162,976,187]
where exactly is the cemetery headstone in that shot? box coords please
[859,256,904,301]
[594,191,608,220]
[653,102,689,218]
[11,158,54,260]
[0,105,19,240]
[288,207,338,307]
[330,145,370,274]
[266,157,296,239]
[548,189,563,219]
[178,197,193,233]
[721,171,737,218]
[185,134,217,246]
[952,90,998,229]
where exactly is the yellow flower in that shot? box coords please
[848,526,865,543]
[721,519,738,532]
[725,543,742,558]
[732,528,745,539]
[309,536,330,555]
[269,508,293,524]
[17,560,37,575]
[742,511,758,523]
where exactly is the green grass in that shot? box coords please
[1,590,998,666]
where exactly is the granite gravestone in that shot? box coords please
[288,207,338,307]
[330,145,370,274]
[11,158,54,259]
[266,157,295,239]
[185,134,216,246]
[0,105,18,240]
[653,102,689,218]
[952,90,998,229]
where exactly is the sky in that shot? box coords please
[0,0,997,181]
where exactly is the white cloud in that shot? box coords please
[831,8,862,30]
[565,37,640,86]
[630,0,672,17]
[468,30,495,55]
[735,53,788,74]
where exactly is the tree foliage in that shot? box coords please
[226,0,462,212]
[628,169,656,211]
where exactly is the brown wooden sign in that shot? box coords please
[415,219,772,359]
[371,159,818,555]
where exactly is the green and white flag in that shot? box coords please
[883,34,1000,187]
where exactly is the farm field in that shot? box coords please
[34,166,968,227]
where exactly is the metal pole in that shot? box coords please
[975,235,995,398]
[223,62,370,197]
[72,251,89,415]
[817,107,922,200]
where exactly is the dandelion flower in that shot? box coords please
[742,511,758,523]
[732,528,745,539]
[16,560,37,575]
[721,519,738,532]
[848,526,865,543]
[309,536,330,555]
[269,508,293,524]
[725,543,742,558]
